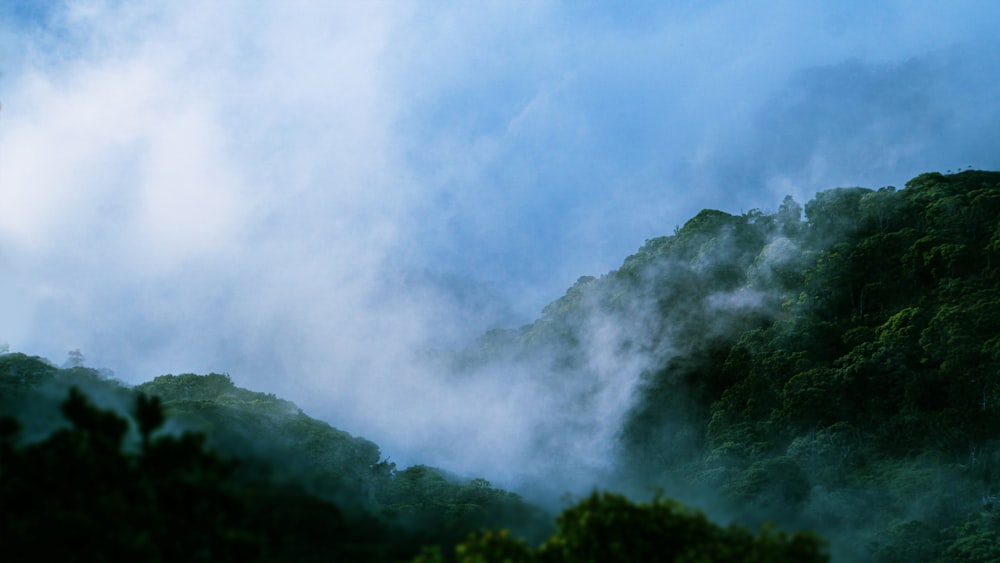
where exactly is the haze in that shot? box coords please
[1,1,998,485]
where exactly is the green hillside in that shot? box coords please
[0,358,550,561]
[4,170,1000,561]
[454,170,1000,561]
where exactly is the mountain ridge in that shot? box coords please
[4,169,1000,561]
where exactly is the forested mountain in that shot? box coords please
[0,355,821,562]
[0,358,552,561]
[450,169,1000,561]
[3,170,1000,561]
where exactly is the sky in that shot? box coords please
[1,1,999,484]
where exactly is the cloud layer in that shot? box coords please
[1,1,999,486]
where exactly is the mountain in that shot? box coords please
[450,169,1000,561]
[3,169,999,561]
[0,355,822,562]
[0,356,551,561]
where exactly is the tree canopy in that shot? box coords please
[5,170,1000,561]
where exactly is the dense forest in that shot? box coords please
[3,170,1000,561]
[449,169,1000,561]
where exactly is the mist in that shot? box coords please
[2,1,1000,497]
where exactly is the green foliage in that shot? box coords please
[941,515,1000,562]
[442,492,827,563]
[0,352,58,386]
[6,169,1000,561]
[868,519,942,562]
[0,387,260,562]
[460,170,1000,561]
[0,365,551,562]
[456,530,536,563]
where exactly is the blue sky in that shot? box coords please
[1,1,999,476]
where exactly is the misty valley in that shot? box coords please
[4,170,1000,561]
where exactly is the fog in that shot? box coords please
[1,1,999,490]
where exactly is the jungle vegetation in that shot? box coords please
[4,170,1000,561]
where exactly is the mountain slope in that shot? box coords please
[3,170,999,561]
[453,170,1000,561]
[0,356,550,561]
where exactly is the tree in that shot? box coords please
[777,195,804,237]
[437,493,828,563]
[62,348,85,368]
[0,387,260,561]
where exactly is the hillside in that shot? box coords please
[0,357,551,561]
[0,356,822,562]
[3,170,999,561]
[452,169,1000,561]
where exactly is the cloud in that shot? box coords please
[388,1,1000,303]
[1,1,999,490]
